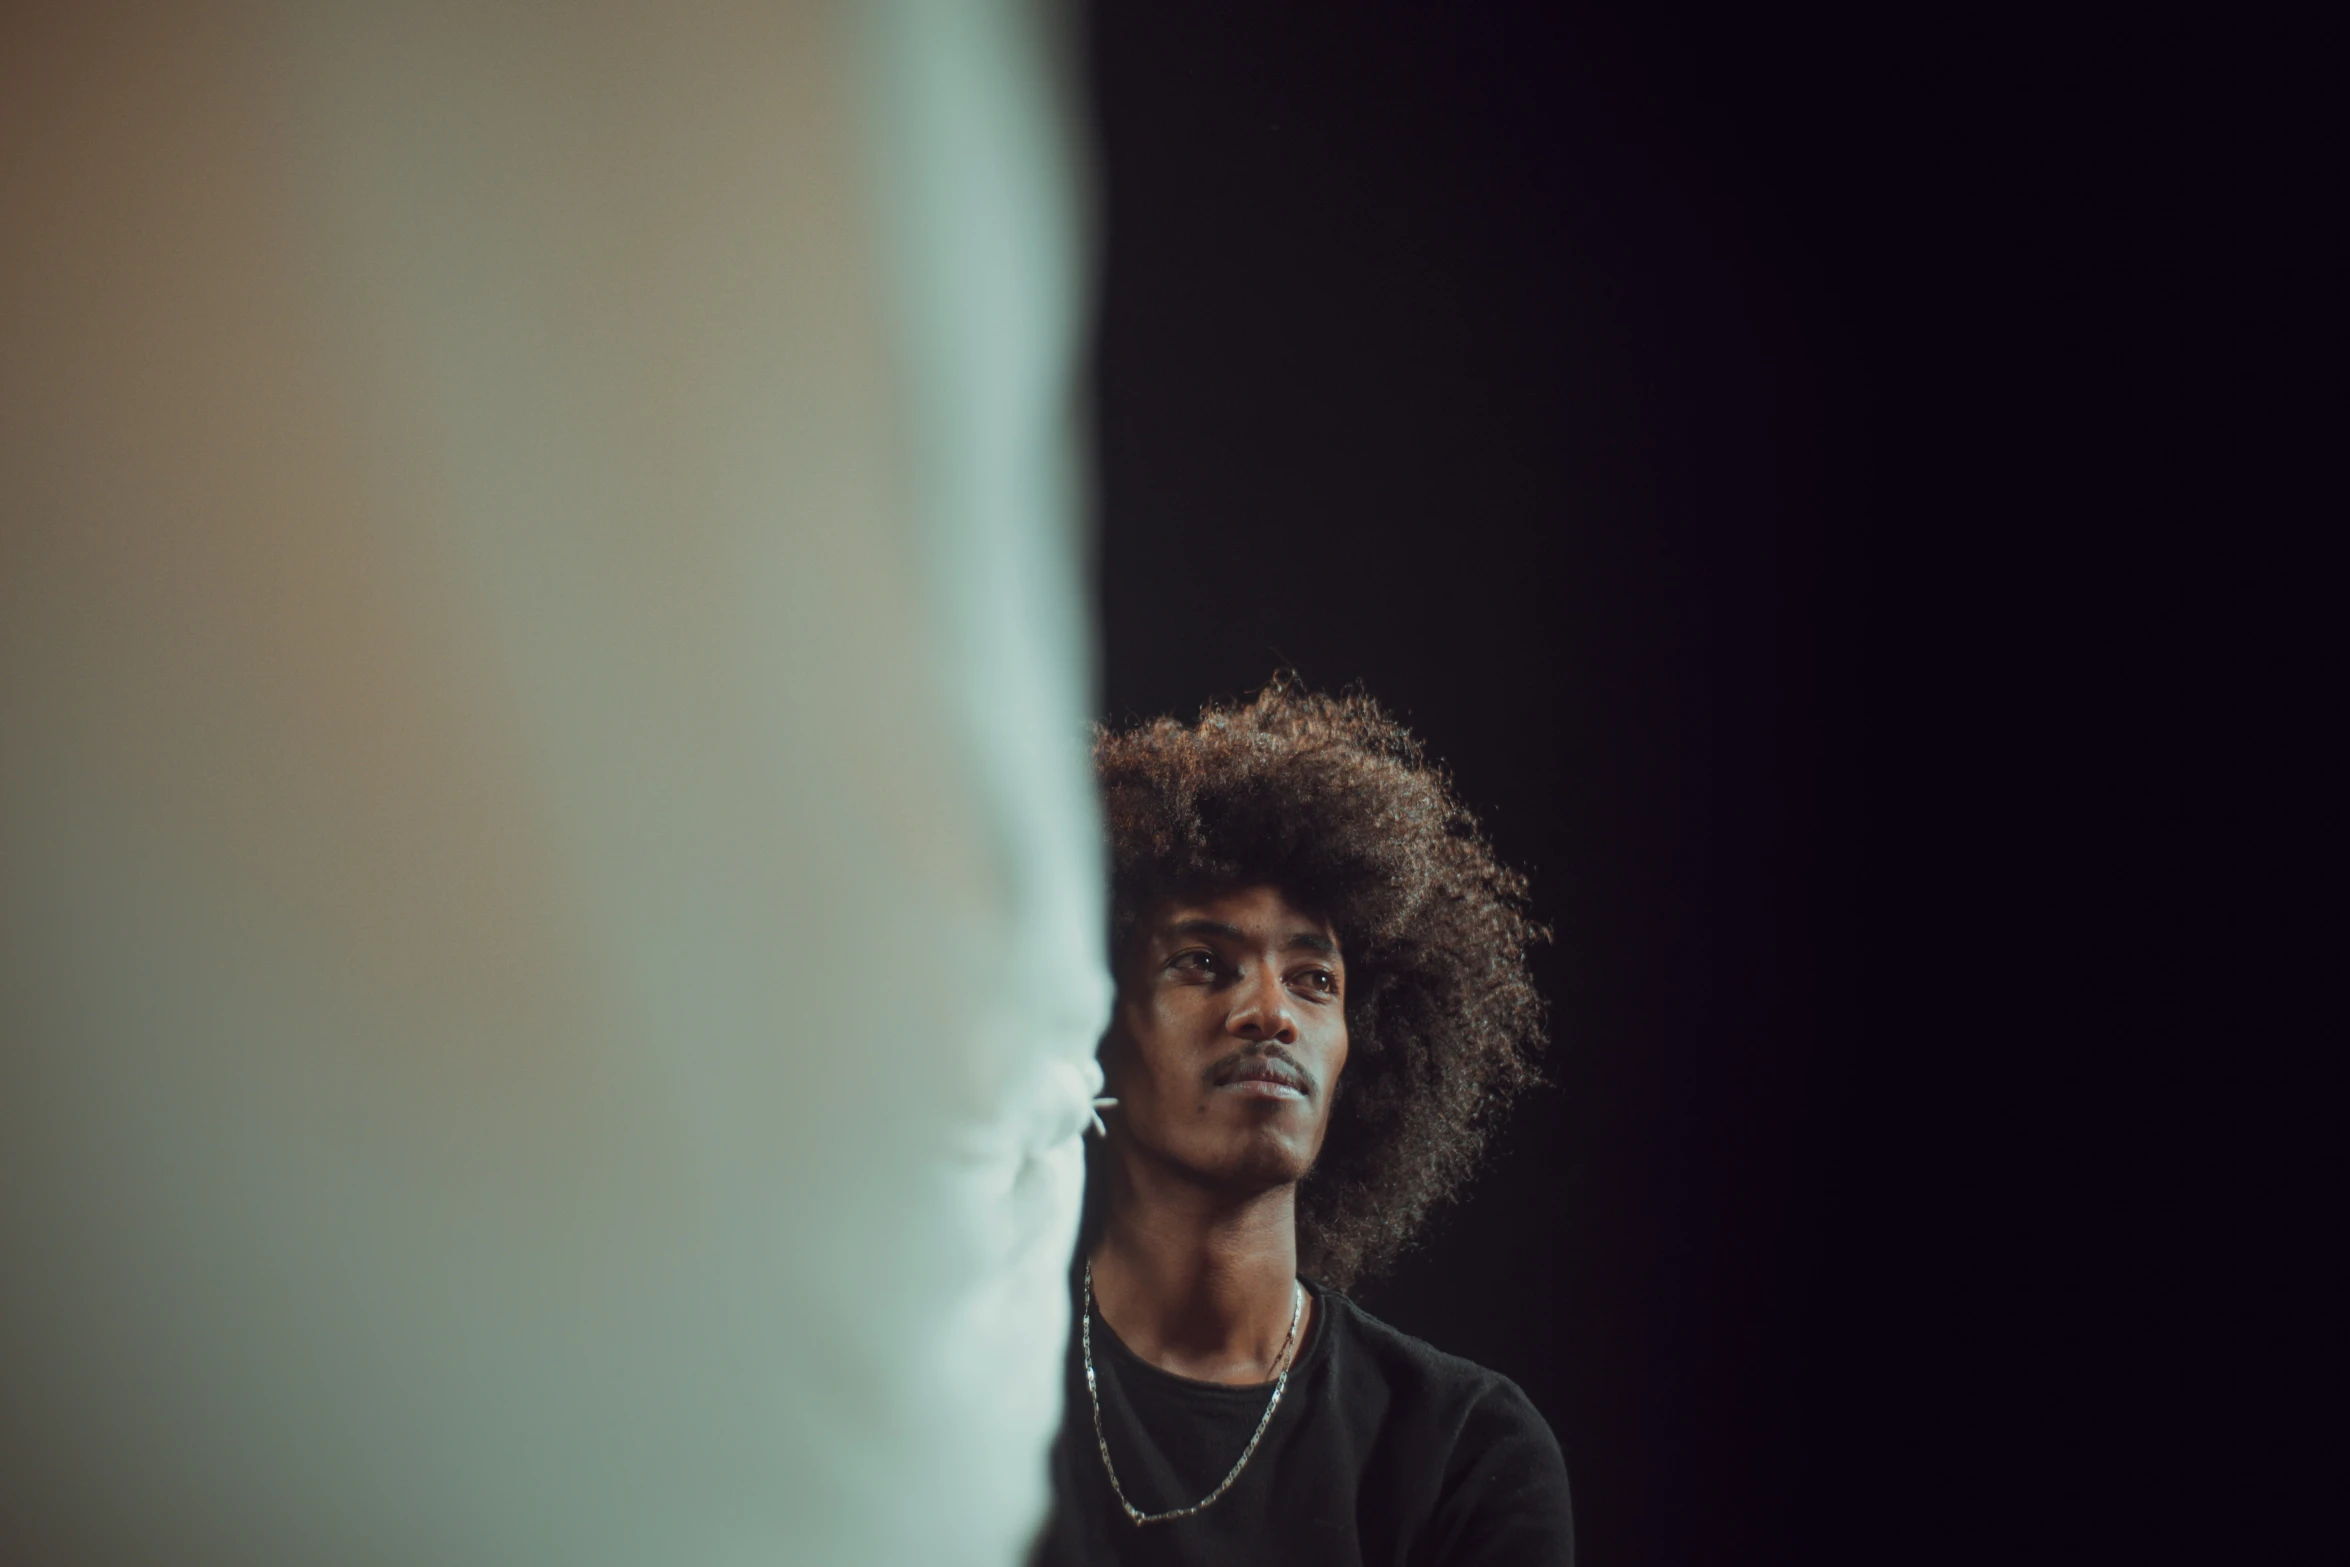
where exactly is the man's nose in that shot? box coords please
[1227,966,1298,1042]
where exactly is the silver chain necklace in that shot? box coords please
[1081,1260,1304,1527]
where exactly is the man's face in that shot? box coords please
[1101,884,1350,1192]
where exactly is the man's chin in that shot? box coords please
[1187,1135,1317,1194]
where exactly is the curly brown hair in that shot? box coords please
[1092,677,1549,1290]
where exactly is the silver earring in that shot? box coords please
[1088,1097,1118,1137]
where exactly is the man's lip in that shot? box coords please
[1214,1057,1311,1095]
[1219,1077,1306,1101]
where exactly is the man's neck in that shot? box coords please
[1088,1155,1315,1386]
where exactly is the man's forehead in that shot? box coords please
[1143,886,1341,951]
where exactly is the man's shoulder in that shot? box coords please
[1315,1287,1575,1561]
[1315,1287,1550,1432]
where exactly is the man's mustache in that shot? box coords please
[1206,1045,1316,1098]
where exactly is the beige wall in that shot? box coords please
[0,5,1106,1561]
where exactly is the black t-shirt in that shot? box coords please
[1037,1282,1574,1566]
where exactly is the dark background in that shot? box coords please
[1086,6,2121,1561]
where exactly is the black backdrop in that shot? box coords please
[1082,5,2105,1562]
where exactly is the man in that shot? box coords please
[1040,681,1575,1565]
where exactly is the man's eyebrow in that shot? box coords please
[1166,917,1245,943]
[1162,918,1340,959]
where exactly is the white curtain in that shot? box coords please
[0,3,1108,1562]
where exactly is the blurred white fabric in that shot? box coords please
[0,3,1108,1562]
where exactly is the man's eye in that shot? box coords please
[1299,969,1338,993]
[1170,950,1216,973]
